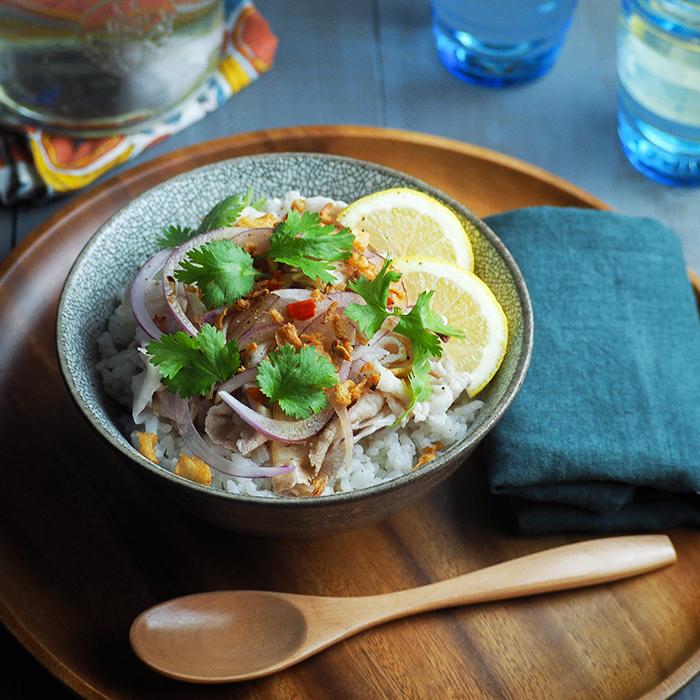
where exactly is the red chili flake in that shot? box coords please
[287,299,316,321]
[246,386,267,404]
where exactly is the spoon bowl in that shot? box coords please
[131,591,309,682]
[130,535,676,683]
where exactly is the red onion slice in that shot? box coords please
[218,367,257,394]
[200,307,223,326]
[129,248,171,339]
[271,289,312,301]
[162,227,273,335]
[173,397,290,478]
[299,291,363,339]
[329,290,364,307]
[218,390,334,444]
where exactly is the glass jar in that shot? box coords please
[617,0,700,185]
[0,0,224,136]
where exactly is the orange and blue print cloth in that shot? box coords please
[0,0,277,203]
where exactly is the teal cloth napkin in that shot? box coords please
[481,207,700,534]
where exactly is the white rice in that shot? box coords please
[96,193,484,497]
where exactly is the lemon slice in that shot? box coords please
[393,257,508,396]
[337,188,474,271]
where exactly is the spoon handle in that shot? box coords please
[367,535,675,621]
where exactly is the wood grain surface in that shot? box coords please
[1,126,699,700]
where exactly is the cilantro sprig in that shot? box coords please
[346,258,401,337]
[257,344,339,419]
[268,211,355,284]
[346,260,464,418]
[198,189,253,233]
[147,325,240,398]
[174,239,258,309]
[157,224,196,250]
[156,189,258,248]
[394,291,454,357]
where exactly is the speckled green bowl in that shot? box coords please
[57,153,532,537]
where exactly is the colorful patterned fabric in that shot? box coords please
[0,1,277,203]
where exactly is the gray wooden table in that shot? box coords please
[1,0,698,697]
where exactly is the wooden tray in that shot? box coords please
[1,125,698,700]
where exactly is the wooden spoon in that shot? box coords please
[130,534,675,683]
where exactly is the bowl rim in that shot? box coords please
[56,151,533,508]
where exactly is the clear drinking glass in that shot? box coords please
[0,0,224,135]
[431,0,579,87]
[617,0,700,186]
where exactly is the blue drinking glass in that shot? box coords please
[617,0,700,186]
[431,0,580,87]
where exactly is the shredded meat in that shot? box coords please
[236,429,268,456]
[309,419,339,474]
[267,406,314,495]
[310,393,386,475]
[348,392,386,427]
[272,465,314,496]
[204,402,240,450]
[151,393,176,421]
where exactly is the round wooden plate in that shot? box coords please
[1,126,698,700]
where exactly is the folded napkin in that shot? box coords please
[481,207,700,534]
[0,0,276,204]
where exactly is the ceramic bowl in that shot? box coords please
[57,153,532,537]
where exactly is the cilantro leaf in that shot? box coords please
[268,210,354,284]
[157,224,196,249]
[346,258,402,337]
[342,258,464,422]
[344,302,388,341]
[408,348,434,404]
[147,325,240,398]
[198,189,252,233]
[173,239,258,308]
[394,291,464,358]
[394,293,465,422]
[415,291,465,339]
[401,347,434,421]
[257,344,339,419]
[250,196,267,211]
[394,293,443,359]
